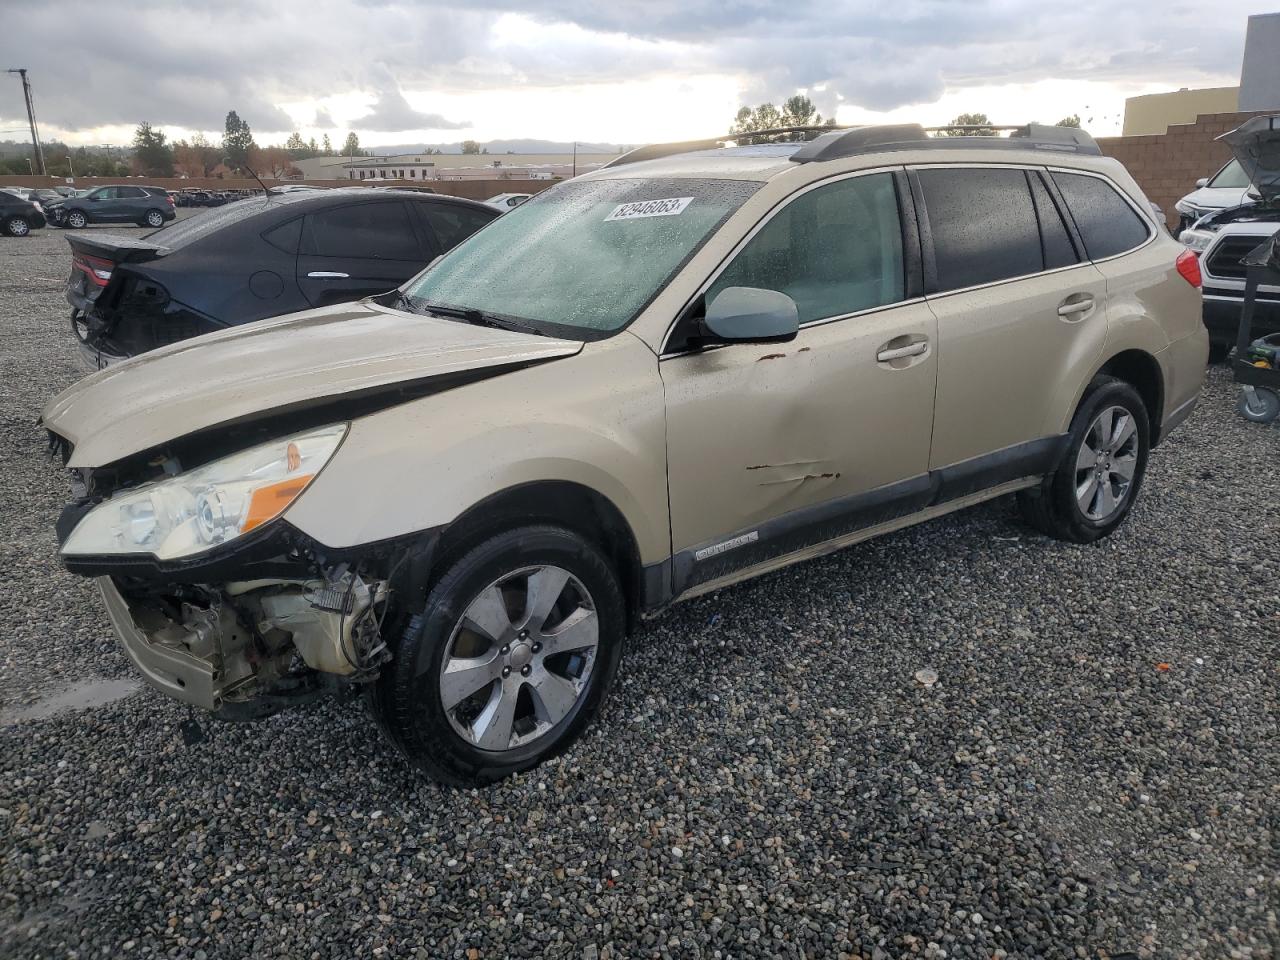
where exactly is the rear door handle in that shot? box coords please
[1057,295,1095,319]
[307,271,350,278]
[876,341,929,362]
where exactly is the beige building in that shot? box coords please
[1121,87,1240,136]
[292,153,615,182]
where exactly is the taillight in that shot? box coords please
[1176,248,1202,289]
[72,252,115,287]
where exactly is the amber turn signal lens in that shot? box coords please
[243,474,314,532]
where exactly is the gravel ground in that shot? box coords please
[1,219,1278,960]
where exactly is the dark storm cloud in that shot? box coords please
[1,0,1263,135]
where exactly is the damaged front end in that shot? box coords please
[101,565,391,719]
[49,419,433,721]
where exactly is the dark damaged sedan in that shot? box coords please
[68,188,498,369]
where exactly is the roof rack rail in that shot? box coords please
[791,122,1100,162]
[602,122,1100,171]
[602,125,848,169]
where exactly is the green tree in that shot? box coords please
[1056,114,1081,128]
[729,98,834,143]
[461,139,482,155]
[222,110,256,168]
[132,121,174,176]
[321,133,333,156]
[938,112,997,136]
[342,131,361,157]
[284,131,310,159]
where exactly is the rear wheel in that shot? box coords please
[372,525,626,785]
[142,208,165,228]
[65,209,87,229]
[3,216,30,237]
[1018,376,1150,543]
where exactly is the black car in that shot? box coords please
[68,187,499,367]
[1,190,46,236]
[51,184,176,229]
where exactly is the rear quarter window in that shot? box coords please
[1051,172,1151,260]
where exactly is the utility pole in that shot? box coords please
[6,68,46,175]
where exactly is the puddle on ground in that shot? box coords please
[0,678,141,724]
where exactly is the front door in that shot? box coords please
[661,171,938,594]
[297,200,431,307]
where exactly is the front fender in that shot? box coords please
[285,332,671,565]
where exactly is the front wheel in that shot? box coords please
[1018,376,1150,543]
[142,208,165,228]
[3,216,30,237]
[64,209,87,229]
[372,525,626,785]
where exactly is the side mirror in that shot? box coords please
[1195,178,1208,189]
[703,286,799,344]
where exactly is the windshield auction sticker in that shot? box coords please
[604,196,694,221]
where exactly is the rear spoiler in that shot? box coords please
[65,233,170,265]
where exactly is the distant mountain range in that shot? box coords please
[369,139,630,156]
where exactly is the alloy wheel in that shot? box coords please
[439,564,599,752]
[67,211,86,228]
[1075,405,1139,521]
[6,217,28,236]
[146,210,164,227]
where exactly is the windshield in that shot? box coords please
[1209,159,1251,189]
[401,177,760,337]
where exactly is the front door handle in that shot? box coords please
[876,341,929,362]
[307,271,350,278]
[1057,294,1095,319]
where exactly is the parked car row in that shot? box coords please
[39,121,1208,785]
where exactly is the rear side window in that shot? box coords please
[117,186,147,199]
[1051,172,1151,260]
[917,167,1041,292]
[303,202,420,260]
[707,172,905,323]
[423,203,495,251]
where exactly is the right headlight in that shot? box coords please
[62,424,347,561]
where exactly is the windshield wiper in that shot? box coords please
[420,301,545,336]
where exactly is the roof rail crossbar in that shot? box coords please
[790,122,1100,162]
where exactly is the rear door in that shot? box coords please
[296,200,429,306]
[912,164,1109,477]
[115,186,149,221]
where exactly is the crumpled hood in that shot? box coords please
[41,300,582,468]
[1218,115,1280,204]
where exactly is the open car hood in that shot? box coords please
[1218,115,1280,204]
[42,300,582,468]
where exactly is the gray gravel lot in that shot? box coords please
[1,218,1278,960]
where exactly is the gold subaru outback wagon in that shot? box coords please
[43,123,1207,784]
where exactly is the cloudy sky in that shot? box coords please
[3,0,1273,149]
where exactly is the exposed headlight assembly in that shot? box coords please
[1180,229,1215,253]
[62,424,347,560]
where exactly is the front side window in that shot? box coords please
[706,173,905,323]
[918,167,1042,293]
[89,187,117,200]
[303,202,420,260]
[423,204,495,251]
[402,177,761,337]
[1052,172,1151,261]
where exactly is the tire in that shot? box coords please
[142,208,165,228]
[1237,387,1280,424]
[1206,341,1231,364]
[3,216,30,237]
[372,525,626,785]
[65,209,87,229]
[1018,376,1150,544]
